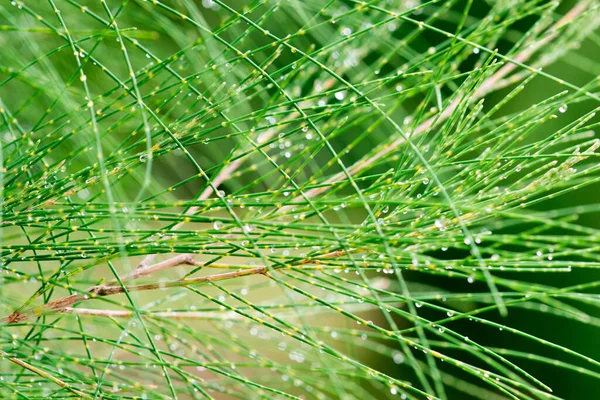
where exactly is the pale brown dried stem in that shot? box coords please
[2,260,266,324]
[64,308,241,320]
[118,253,201,282]
[2,248,351,323]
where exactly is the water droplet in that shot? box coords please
[217,190,226,198]
[334,90,347,101]
[392,351,404,364]
[558,105,568,113]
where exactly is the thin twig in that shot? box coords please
[95,266,268,296]
[1,264,266,324]
[0,349,92,398]
[118,253,201,282]
[64,307,241,320]
[2,249,350,323]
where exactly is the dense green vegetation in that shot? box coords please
[1,0,599,398]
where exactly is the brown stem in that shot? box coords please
[118,253,201,282]
[2,248,351,323]
[64,307,241,320]
[1,262,266,324]
[94,266,267,296]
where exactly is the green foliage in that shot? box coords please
[1,0,600,398]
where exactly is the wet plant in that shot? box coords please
[1,0,600,398]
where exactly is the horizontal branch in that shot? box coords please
[2,262,266,324]
[64,307,241,320]
[118,253,201,282]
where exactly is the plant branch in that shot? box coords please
[2,248,350,324]
[118,253,201,282]
[0,349,92,398]
[1,261,266,324]
[64,307,241,320]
